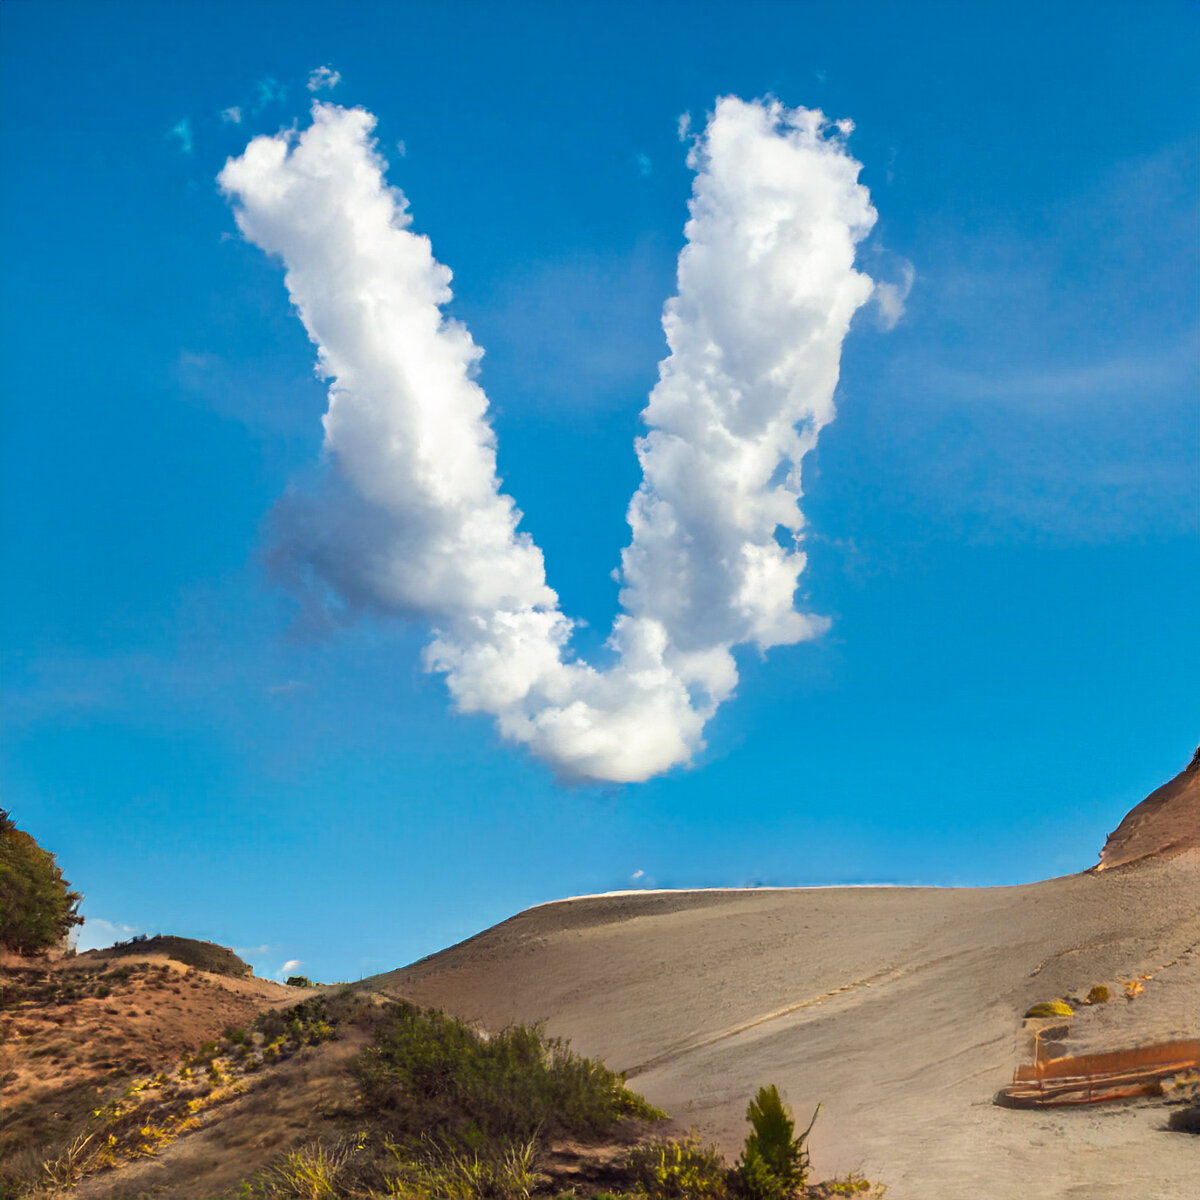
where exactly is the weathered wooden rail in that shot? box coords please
[996,1037,1199,1108]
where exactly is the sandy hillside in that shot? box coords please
[0,948,299,1183]
[367,785,1200,1199]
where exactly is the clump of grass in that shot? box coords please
[1024,1001,1073,1019]
[1085,984,1110,1004]
[629,1137,728,1199]
[352,1001,664,1147]
[808,1176,888,1198]
[246,1138,356,1198]
[394,1135,549,1200]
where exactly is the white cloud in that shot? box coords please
[677,112,692,142]
[77,917,139,952]
[631,868,645,879]
[635,152,653,177]
[281,959,303,973]
[169,117,193,154]
[220,97,879,782]
[235,943,271,957]
[221,106,243,125]
[307,65,342,92]
[873,259,915,330]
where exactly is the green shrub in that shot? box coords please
[352,1000,664,1147]
[0,809,83,955]
[286,975,314,988]
[1085,985,1110,1004]
[1024,1001,1073,1018]
[730,1086,817,1200]
[628,1137,728,1199]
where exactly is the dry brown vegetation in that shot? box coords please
[0,952,297,1193]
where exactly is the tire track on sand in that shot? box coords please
[623,965,906,1078]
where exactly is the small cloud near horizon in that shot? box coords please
[76,917,139,952]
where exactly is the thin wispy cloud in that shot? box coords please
[635,152,653,177]
[266,680,310,696]
[307,65,342,92]
[253,77,286,113]
[169,117,193,154]
[220,97,882,782]
[873,259,915,330]
[235,943,271,957]
[221,106,243,125]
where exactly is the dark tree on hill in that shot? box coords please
[0,809,83,954]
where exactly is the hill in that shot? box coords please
[365,757,1200,1200]
[79,934,254,978]
[3,748,1196,1199]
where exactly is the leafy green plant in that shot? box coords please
[730,1086,817,1200]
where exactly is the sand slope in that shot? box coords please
[367,850,1199,1199]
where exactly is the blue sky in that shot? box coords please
[2,1,1197,983]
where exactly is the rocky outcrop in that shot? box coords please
[1096,746,1200,870]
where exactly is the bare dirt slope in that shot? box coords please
[366,849,1199,1200]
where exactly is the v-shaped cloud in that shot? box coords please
[219,97,880,782]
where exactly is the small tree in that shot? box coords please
[286,974,314,988]
[0,809,84,955]
[731,1085,819,1199]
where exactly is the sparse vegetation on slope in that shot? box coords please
[5,979,888,1200]
[96,933,254,978]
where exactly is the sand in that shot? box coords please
[366,849,1200,1200]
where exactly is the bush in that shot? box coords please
[1024,1001,1073,1019]
[286,975,314,988]
[1085,985,1110,1005]
[352,1000,664,1147]
[0,809,83,955]
[729,1085,817,1200]
[628,1137,728,1199]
